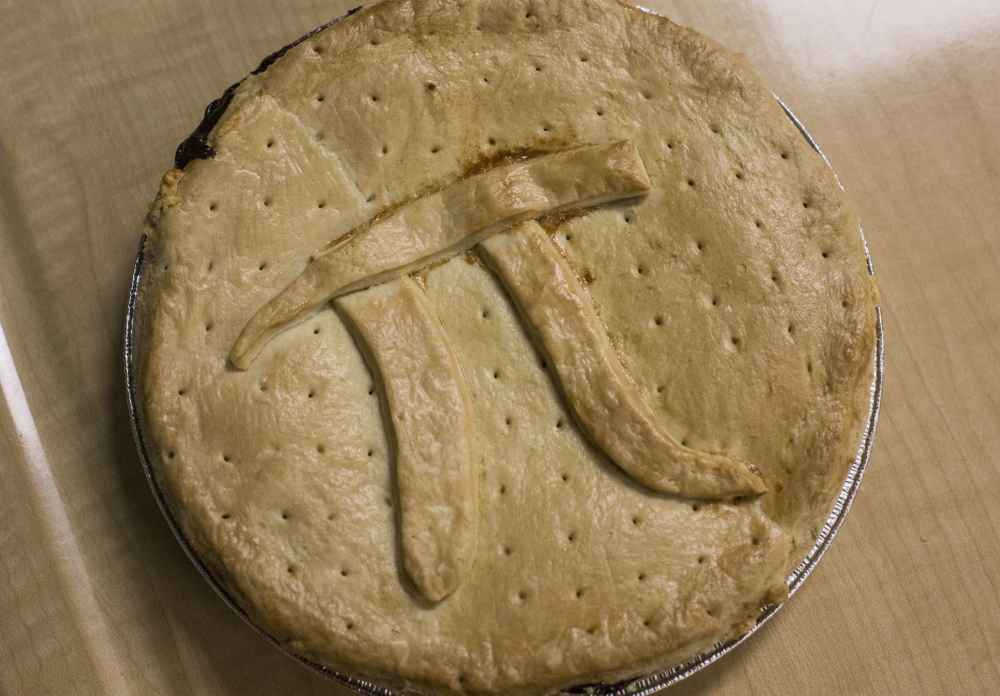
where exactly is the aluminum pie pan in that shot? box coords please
[124,13,884,696]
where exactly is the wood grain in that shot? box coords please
[0,1,997,694]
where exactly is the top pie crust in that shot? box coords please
[136,0,879,693]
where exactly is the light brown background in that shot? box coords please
[1,0,998,694]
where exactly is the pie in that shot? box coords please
[135,0,880,693]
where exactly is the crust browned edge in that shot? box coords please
[134,2,880,694]
[173,7,362,170]
[134,171,249,609]
[137,4,367,620]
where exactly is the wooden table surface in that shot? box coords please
[1,1,998,694]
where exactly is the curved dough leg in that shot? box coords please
[231,139,651,369]
[336,278,478,601]
[477,221,766,500]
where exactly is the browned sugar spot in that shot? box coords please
[538,206,600,234]
[463,145,555,178]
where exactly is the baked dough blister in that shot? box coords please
[135,1,879,693]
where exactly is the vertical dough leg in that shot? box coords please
[478,221,765,500]
[336,278,478,601]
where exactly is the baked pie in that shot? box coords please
[136,0,879,692]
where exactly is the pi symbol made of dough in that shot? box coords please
[229,140,765,602]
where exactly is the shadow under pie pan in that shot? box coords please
[125,6,884,695]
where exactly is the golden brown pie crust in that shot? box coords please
[135,1,879,693]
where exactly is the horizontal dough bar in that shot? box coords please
[230,139,651,369]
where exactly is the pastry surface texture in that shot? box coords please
[137,0,878,693]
